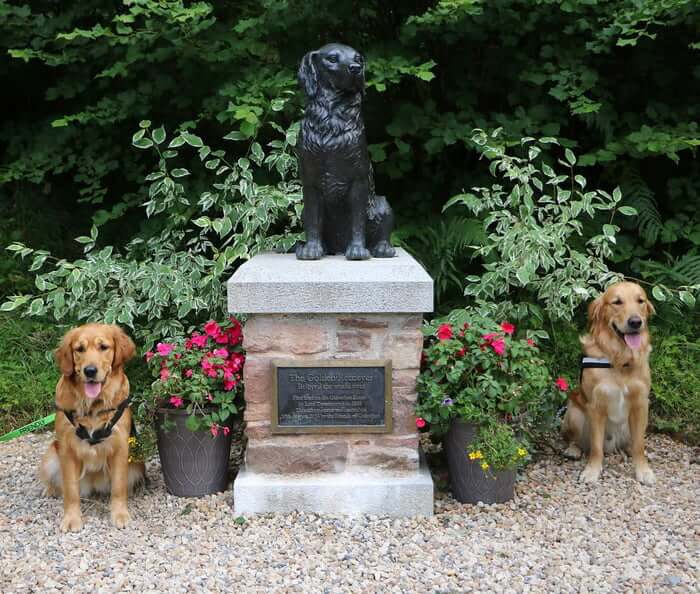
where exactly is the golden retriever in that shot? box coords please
[562,281,656,485]
[39,324,145,531]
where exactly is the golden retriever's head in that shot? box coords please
[56,324,135,400]
[588,281,655,350]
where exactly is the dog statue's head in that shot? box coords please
[298,43,365,99]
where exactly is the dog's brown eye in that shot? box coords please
[76,345,86,353]
[99,344,110,351]
[612,299,622,305]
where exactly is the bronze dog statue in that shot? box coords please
[296,43,395,261]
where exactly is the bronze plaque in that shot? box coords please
[272,360,392,434]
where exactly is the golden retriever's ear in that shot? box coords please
[55,329,76,377]
[298,51,319,98]
[112,326,136,369]
[588,295,604,327]
[646,299,656,317]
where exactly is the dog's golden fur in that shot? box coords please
[562,281,656,484]
[39,324,145,531]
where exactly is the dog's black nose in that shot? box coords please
[84,365,98,378]
[628,316,642,330]
[348,63,362,74]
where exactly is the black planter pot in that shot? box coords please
[155,408,233,497]
[444,420,515,504]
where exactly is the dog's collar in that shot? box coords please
[579,356,631,383]
[57,396,131,446]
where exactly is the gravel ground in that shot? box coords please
[1,433,698,594]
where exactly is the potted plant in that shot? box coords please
[415,309,566,504]
[141,318,245,496]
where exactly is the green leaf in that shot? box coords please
[171,168,190,178]
[651,286,666,302]
[168,136,186,148]
[139,120,151,129]
[618,206,638,216]
[679,291,696,307]
[152,126,166,145]
[133,137,153,149]
[183,133,204,148]
[564,148,576,165]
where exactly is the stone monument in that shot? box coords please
[226,43,434,516]
[227,250,434,515]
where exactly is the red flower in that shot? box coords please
[415,417,426,429]
[500,322,515,335]
[213,348,229,359]
[184,369,193,378]
[456,347,466,357]
[482,332,499,341]
[203,320,222,338]
[555,377,569,391]
[184,338,193,350]
[145,351,154,362]
[169,395,184,408]
[223,379,236,391]
[215,333,229,345]
[210,424,220,437]
[190,333,208,348]
[463,323,470,330]
[490,339,506,356]
[227,319,243,345]
[527,339,536,348]
[436,323,454,341]
[160,367,170,381]
[223,426,231,436]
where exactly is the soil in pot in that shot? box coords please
[444,420,515,504]
[155,408,233,497]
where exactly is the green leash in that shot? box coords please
[0,413,55,442]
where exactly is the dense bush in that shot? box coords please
[2,1,699,309]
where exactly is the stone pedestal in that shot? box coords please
[227,248,434,516]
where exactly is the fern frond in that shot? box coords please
[621,167,662,246]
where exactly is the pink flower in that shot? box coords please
[160,367,170,381]
[555,377,569,391]
[436,323,454,341]
[223,379,236,391]
[482,332,499,341]
[201,357,214,372]
[169,395,184,408]
[490,339,506,356]
[213,348,229,359]
[215,333,229,344]
[184,369,193,378]
[190,333,208,348]
[156,342,175,356]
[228,353,244,371]
[416,417,426,429]
[210,424,219,437]
[500,322,515,335]
[223,426,231,436]
[207,369,218,378]
[527,339,536,348]
[206,393,213,401]
[203,320,222,338]
[145,351,154,362]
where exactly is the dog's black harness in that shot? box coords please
[57,396,132,446]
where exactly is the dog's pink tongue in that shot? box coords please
[624,333,642,350]
[84,382,102,399]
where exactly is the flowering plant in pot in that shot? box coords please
[415,308,566,503]
[141,318,245,496]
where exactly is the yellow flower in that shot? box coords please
[469,450,483,460]
[128,436,137,447]
[481,462,489,471]
[517,448,527,457]
[128,456,134,463]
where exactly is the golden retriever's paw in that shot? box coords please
[111,508,131,529]
[61,513,83,532]
[562,444,582,460]
[579,464,602,483]
[634,465,656,485]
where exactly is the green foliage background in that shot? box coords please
[0,0,699,439]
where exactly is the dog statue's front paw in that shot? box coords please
[111,508,131,529]
[370,241,396,258]
[345,242,370,260]
[296,241,324,260]
[61,512,83,532]
[634,464,656,486]
[579,463,602,483]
